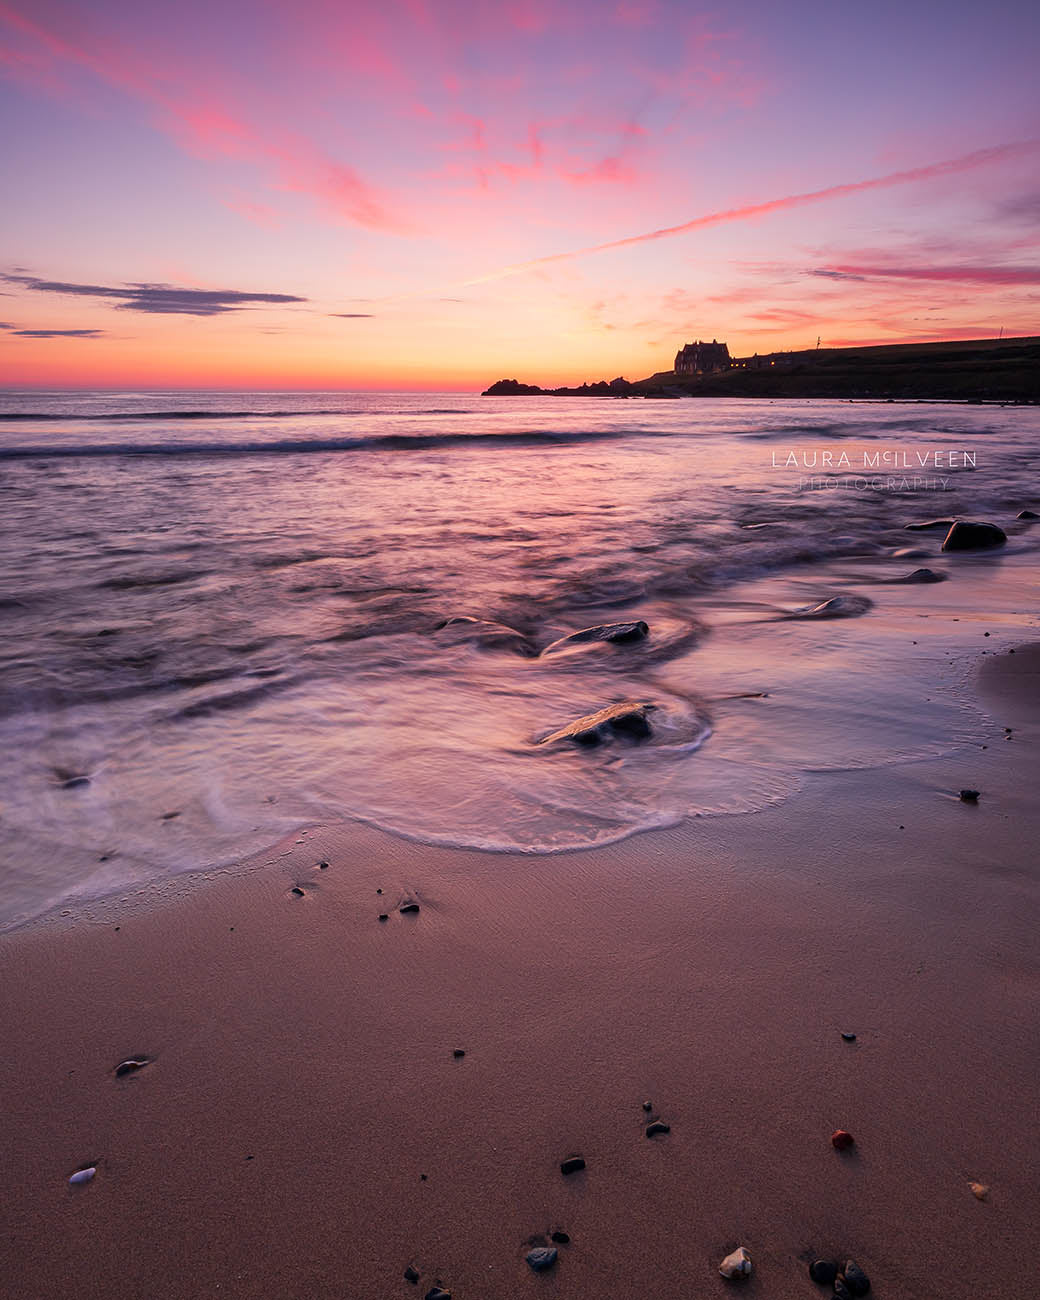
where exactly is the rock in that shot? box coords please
[843,1260,871,1295]
[904,518,955,531]
[790,595,872,619]
[970,1181,989,1200]
[831,1129,855,1150]
[378,913,389,921]
[840,1031,856,1042]
[898,568,946,583]
[538,701,655,746]
[645,1121,670,1137]
[1017,509,1039,520]
[719,1246,752,1279]
[318,860,329,869]
[526,1247,558,1273]
[290,886,305,897]
[434,616,534,655]
[550,1231,570,1244]
[424,1290,451,1300]
[941,521,1007,551]
[809,1258,839,1284]
[834,1278,853,1300]
[482,378,544,395]
[404,1265,420,1284]
[541,621,650,655]
[114,1057,150,1077]
[400,902,421,914]
[959,789,980,802]
[61,776,91,790]
[560,1156,586,1175]
[68,1167,96,1185]
[452,1049,465,1058]
[642,1101,653,1112]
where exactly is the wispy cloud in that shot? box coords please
[3,274,308,316]
[329,312,375,318]
[9,328,104,338]
[811,263,1040,286]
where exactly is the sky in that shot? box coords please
[1,0,1038,390]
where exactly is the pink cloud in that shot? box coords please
[817,264,1040,286]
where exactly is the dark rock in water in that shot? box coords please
[61,776,91,790]
[941,520,1007,551]
[541,621,650,655]
[160,810,182,820]
[404,1265,420,1284]
[790,595,872,619]
[1017,509,1039,520]
[831,1129,855,1150]
[433,616,534,655]
[482,378,543,395]
[840,1031,856,1042]
[959,788,980,802]
[834,1277,853,1300]
[642,1100,653,1112]
[290,886,305,898]
[645,1121,670,1137]
[538,701,655,746]
[424,1289,451,1300]
[453,1049,465,1058]
[526,1247,558,1273]
[318,860,329,869]
[891,546,931,559]
[843,1260,871,1295]
[898,567,946,584]
[115,1057,150,1077]
[400,902,421,914]
[551,1231,570,1244]
[378,913,389,921]
[809,1258,838,1284]
[560,1156,586,1175]
[905,518,955,531]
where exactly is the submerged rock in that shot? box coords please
[719,1246,752,1279]
[843,1260,871,1295]
[433,616,534,655]
[424,1290,451,1300]
[114,1057,150,1078]
[538,701,654,746]
[790,595,872,619]
[645,1121,670,1137]
[1017,509,1038,520]
[941,520,1007,551]
[834,1277,853,1300]
[550,1231,570,1244]
[526,1247,558,1273]
[840,1031,857,1042]
[399,902,421,915]
[560,1156,586,1176]
[959,789,980,802]
[831,1129,855,1150]
[904,518,955,531]
[541,621,650,656]
[68,1167,96,1185]
[809,1258,839,1284]
[897,567,946,583]
[404,1265,420,1284]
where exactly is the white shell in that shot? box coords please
[69,1167,96,1185]
[719,1246,752,1278]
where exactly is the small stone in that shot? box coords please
[642,1100,653,1111]
[941,520,1007,551]
[809,1258,838,1284]
[400,902,420,914]
[834,1278,853,1300]
[453,1049,465,1058]
[378,913,389,921]
[560,1156,585,1175]
[843,1260,871,1295]
[970,1180,989,1200]
[318,861,329,869]
[290,886,305,897]
[550,1231,570,1244]
[840,1031,856,1042]
[68,1167,96,1185]
[526,1247,558,1273]
[376,888,383,894]
[114,1057,150,1077]
[718,1246,752,1279]
[404,1265,420,1284]
[1017,509,1039,520]
[831,1129,855,1150]
[645,1121,670,1137]
[424,1290,451,1300]
[959,789,980,802]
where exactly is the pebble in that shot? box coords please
[959,789,980,802]
[560,1156,586,1175]
[68,1167,96,1185]
[424,1290,451,1300]
[809,1258,838,1284]
[550,1231,570,1244]
[452,1049,465,1058]
[718,1246,752,1279]
[840,1031,856,1042]
[831,1129,855,1150]
[400,902,421,914]
[378,913,389,921]
[114,1057,150,1077]
[834,1277,853,1300]
[970,1181,989,1200]
[318,861,329,870]
[290,886,305,897]
[404,1265,420,1284]
[645,1121,670,1137]
[843,1260,871,1295]
[642,1100,653,1111]
[526,1247,558,1273]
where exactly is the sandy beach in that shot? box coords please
[2,632,1038,1299]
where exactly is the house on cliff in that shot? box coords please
[674,339,731,375]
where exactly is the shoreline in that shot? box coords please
[1,642,1038,1298]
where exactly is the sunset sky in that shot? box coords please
[1,0,1038,389]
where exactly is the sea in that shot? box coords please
[1,390,1037,929]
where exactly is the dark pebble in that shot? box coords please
[560,1156,586,1175]
[550,1231,570,1244]
[840,1031,856,1042]
[318,861,329,869]
[831,1129,855,1150]
[378,914,389,921]
[377,888,383,894]
[404,1265,420,1284]
[424,1290,451,1300]
[400,902,421,914]
[526,1247,558,1273]
[834,1277,853,1300]
[809,1258,838,1284]
[290,886,305,897]
[1018,509,1040,520]
[114,1058,150,1078]
[843,1260,871,1295]
[642,1101,653,1111]
[62,776,90,789]
[160,810,181,820]
[645,1121,670,1137]
[959,789,980,802]
[452,1049,465,1058]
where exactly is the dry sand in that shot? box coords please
[1,645,1038,1299]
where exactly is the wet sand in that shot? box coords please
[1,642,1038,1298]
